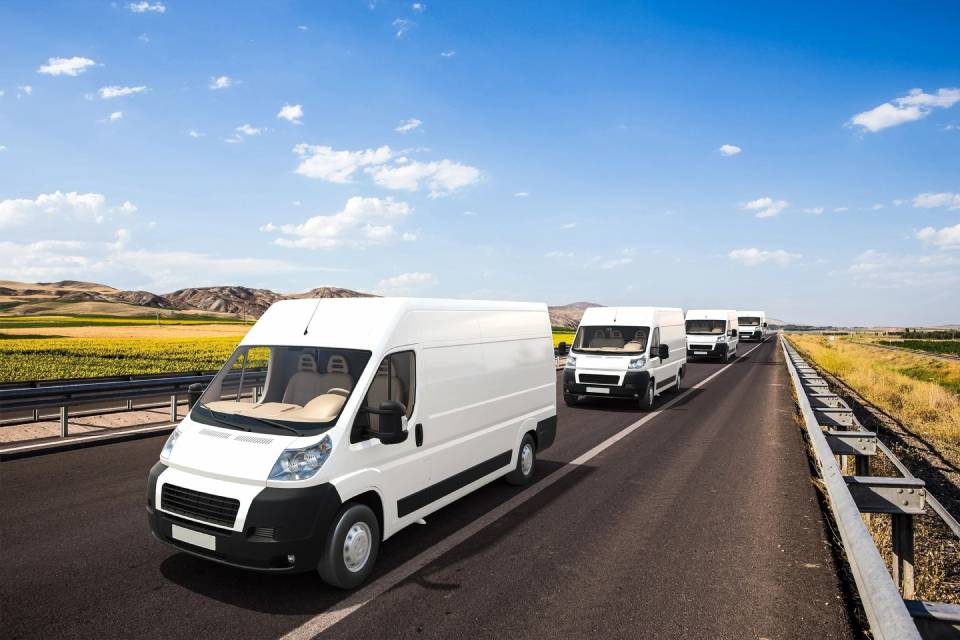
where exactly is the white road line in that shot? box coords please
[281,341,766,640]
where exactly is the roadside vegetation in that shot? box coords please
[876,339,960,357]
[788,334,960,457]
[0,314,249,329]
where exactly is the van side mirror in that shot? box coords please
[728,329,738,337]
[557,341,568,356]
[658,344,669,360]
[370,400,408,444]
[763,322,768,327]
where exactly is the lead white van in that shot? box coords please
[737,310,768,342]
[685,309,739,360]
[147,298,557,588]
[563,307,686,409]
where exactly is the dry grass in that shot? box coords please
[788,334,960,459]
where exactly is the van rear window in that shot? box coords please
[573,326,649,354]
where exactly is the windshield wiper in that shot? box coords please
[249,417,305,437]
[202,406,252,432]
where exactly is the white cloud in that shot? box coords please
[803,207,825,214]
[113,201,137,214]
[0,145,7,152]
[375,271,436,296]
[833,206,849,212]
[37,56,96,77]
[366,159,481,197]
[545,250,574,258]
[225,124,263,143]
[105,111,123,123]
[393,18,414,38]
[913,192,960,210]
[0,191,113,229]
[742,197,788,219]
[411,3,426,12]
[298,25,308,31]
[187,129,203,138]
[514,191,530,198]
[127,1,166,13]
[440,50,456,57]
[138,33,151,42]
[728,248,800,267]
[395,118,422,133]
[209,76,232,90]
[718,144,742,156]
[293,144,393,182]
[17,85,33,98]
[892,199,905,206]
[277,104,304,124]
[462,211,477,216]
[264,196,413,249]
[561,222,576,229]
[848,249,960,289]
[601,257,632,269]
[99,85,147,99]
[916,223,960,248]
[871,203,884,210]
[849,88,960,132]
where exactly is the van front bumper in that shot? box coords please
[146,462,342,573]
[563,369,651,398]
[741,331,763,341]
[686,343,729,358]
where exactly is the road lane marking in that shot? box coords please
[281,341,766,640]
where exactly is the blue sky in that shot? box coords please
[1,1,958,325]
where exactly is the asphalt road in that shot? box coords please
[0,339,855,639]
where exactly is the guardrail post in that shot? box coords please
[126,399,134,411]
[33,408,40,422]
[892,514,916,599]
[169,395,178,422]
[59,406,68,437]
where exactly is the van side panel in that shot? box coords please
[384,308,555,531]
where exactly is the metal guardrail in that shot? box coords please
[781,336,960,639]
[0,369,266,437]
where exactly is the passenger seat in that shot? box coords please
[282,354,327,406]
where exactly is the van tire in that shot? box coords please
[672,372,683,393]
[317,503,380,589]
[505,434,536,486]
[638,380,655,410]
[563,393,579,406]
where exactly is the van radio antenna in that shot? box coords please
[303,298,323,335]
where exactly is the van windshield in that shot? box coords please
[738,316,761,326]
[192,345,371,436]
[573,326,649,354]
[686,320,726,335]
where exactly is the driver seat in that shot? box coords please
[282,354,326,406]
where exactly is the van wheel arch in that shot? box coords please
[346,490,384,540]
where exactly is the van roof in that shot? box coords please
[738,310,764,315]
[580,306,683,326]
[685,309,738,319]
[241,297,548,350]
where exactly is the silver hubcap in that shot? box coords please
[520,443,534,476]
[342,522,372,573]
[648,385,654,403]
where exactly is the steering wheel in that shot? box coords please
[326,388,350,398]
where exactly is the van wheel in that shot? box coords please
[672,372,683,393]
[638,380,655,410]
[563,392,579,406]
[317,503,380,589]
[505,434,536,486]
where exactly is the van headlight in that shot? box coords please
[716,335,726,342]
[628,355,646,370]
[565,354,577,368]
[161,428,180,459]
[269,435,333,481]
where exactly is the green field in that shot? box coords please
[879,339,960,357]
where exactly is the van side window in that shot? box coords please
[352,351,416,443]
[649,328,660,358]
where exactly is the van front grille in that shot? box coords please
[690,345,714,351]
[161,484,239,527]
[578,373,620,385]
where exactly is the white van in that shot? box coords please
[685,309,739,360]
[147,298,557,588]
[563,307,686,409]
[737,310,768,342]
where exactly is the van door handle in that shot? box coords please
[415,423,423,447]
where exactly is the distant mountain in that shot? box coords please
[0,280,374,319]
[548,302,604,329]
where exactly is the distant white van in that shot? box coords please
[564,307,686,409]
[685,309,739,360]
[147,298,557,588]
[737,310,768,342]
